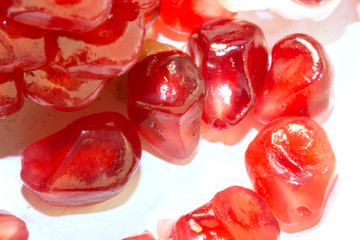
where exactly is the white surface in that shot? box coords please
[1,0,360,239]
[216,0,341,21]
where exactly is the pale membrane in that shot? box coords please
[216,0,341,21]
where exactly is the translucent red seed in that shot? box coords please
[253,33,333,124]
[245,116,337,232]
[22,65,106,111]
[159,0,235,34]
[7,0,113,33]
[21,112,142,206]
[49,0,145,81]
[0,210,29,240]
[0,72,24,119]
[169,186,280,240]
[0,17,47,73]
[133,0,161,31]
[127,50,205,160]
[188,18,268,130]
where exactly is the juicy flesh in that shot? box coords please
[21,112,142,206]
[253,33,333,124]
[245,117,337,232]
[188,18,268,130]
[165,186,280,240]
[127,50,205,160]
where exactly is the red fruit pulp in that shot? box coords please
[188,18,268,130]
[7,0,112,33]
[170,186,280,240]
[49,0,145,81]
[174,203,235,240]
[245,116,337,232]
[133,0,161,31]
[0,210,29,240]
[0,17,47,73]
[159,0,235,34]
[22,65,106,111]
[0,72,23,119]
[127,50,205,160]
[0,1,11,15]
[212,186,280,240]
[21,112,142,206]
[253,33,333,124]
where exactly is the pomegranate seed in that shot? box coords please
[245,116,337,232]
[162,186,280,240]
[49,0,145,81]
[253,33,333,124]
[7,0,113,33]
[0,210,29,240]
[0,17,46,73]
[127,50,205,160]
[21,112,142,206]
[188,18,268,130]
[22,65,106,111]
[0,72,23,119]
[159,0,235,34]
[133,0,161,31]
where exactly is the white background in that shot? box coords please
[1,0,360,239]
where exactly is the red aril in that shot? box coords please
[0,210,29,240]
[0,72,23,119]
[7,0,112,33]
[0,1,11,15]
[245,116,337,232]
[22,65,106,111]
[253,33,333,124]
[162,186,280,240]
[188,19,268,130]
[173,203,235,239]
[211,186,280,240]
[21,112,142,206]
[122,231,156,240]
[159,0,235,34]
[109,39,178,101]
[49,0,145,81]
[133,0,161,31]
[0,17,46,73]
[127,50,205,160]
